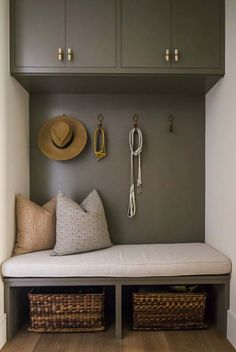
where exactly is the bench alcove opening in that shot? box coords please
[2,243,231,340]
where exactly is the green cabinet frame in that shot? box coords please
[10,0,225,93]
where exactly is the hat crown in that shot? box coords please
[51,121,73,148]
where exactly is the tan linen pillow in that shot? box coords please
[13,194,56,255]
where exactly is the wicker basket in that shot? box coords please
[133,290,207,330]
[28,287,105,332]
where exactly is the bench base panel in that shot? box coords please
[4,275,230,340]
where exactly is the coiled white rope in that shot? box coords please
[127,127,143,218]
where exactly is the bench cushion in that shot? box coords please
[1,243,231,278]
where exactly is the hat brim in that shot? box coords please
[38,115,87,161]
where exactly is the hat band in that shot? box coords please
[52,133,74,149]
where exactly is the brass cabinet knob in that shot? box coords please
[165,49,170,62]
[58,48,63,61]
[174,49,179,62]
[67,48,73,61]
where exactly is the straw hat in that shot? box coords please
[38,115,87,161]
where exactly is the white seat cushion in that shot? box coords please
[1,243,231,278]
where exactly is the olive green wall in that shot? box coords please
[30,94,205,244]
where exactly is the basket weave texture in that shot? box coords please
[28,289,105,332]
[133,291,207,330]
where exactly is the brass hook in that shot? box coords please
[168,115,174,133]
[133,114,139,128]
[97,114,104,128]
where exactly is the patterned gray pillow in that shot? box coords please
[53,190,112,255]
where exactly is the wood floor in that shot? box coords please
[1,325,235,352]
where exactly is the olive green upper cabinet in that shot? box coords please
[13,0,65,68]
[66,0,116,68]
[172,0,222,69]
[12,0,116,71]
[121,0,171,68]
[11,0,224,82]
[121,0,224,72]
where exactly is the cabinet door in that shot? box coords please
[121,0,171,68]
[14,0,65,68]
[66,0,116,68]
[172,0,222,69]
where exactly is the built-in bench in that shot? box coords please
[2,243,231,339]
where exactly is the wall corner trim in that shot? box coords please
[0,313,6,349]
[227,310,236,349]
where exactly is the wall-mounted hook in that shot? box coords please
[97,114,104,128]
[168,115,174,133]
[133,114,139,128]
